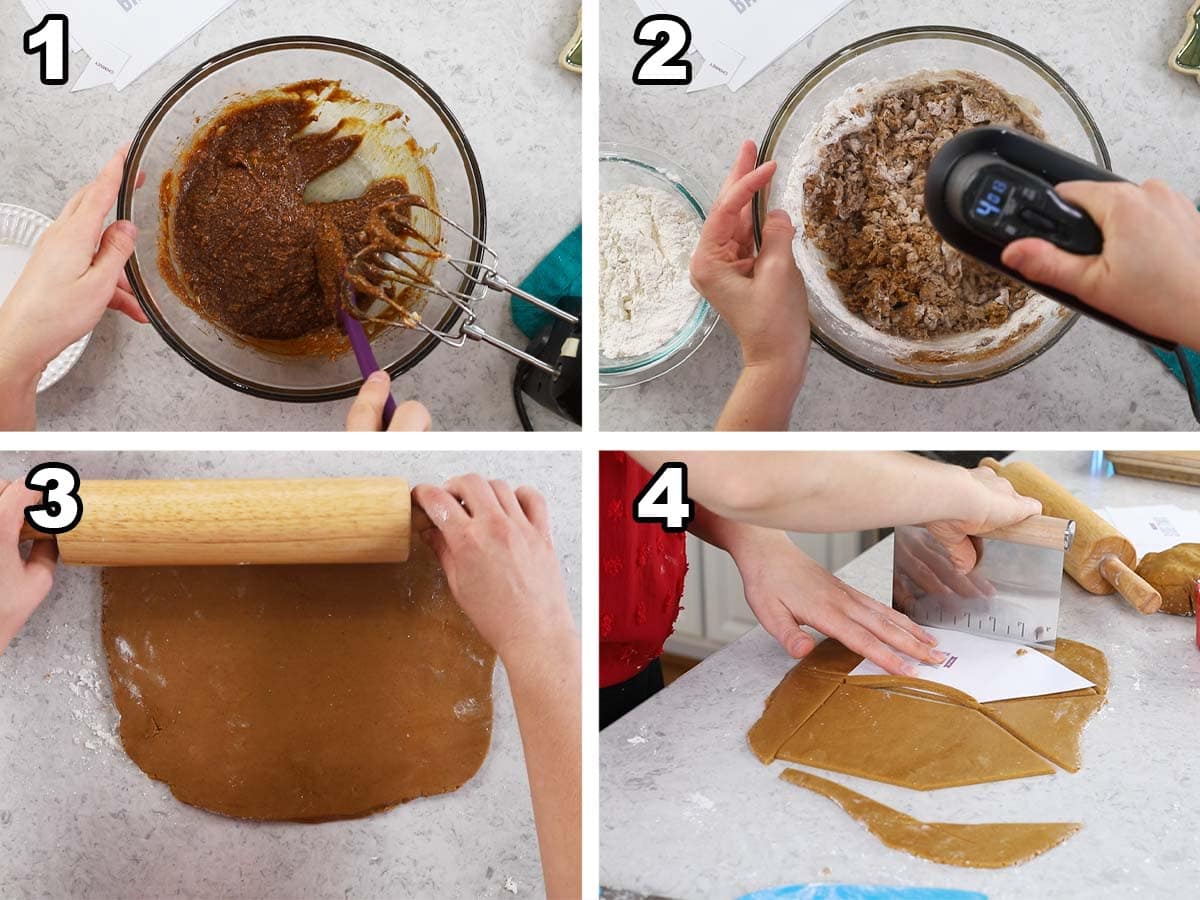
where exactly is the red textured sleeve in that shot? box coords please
[599,452,689,688]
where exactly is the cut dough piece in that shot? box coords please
[102,543,496,823]
[781,769,1080,868]
[1136,543,1200,616]
[749,638,1107,789]
[747,669,840,764]
[982,640,1110,772]
[776,684,1054,789]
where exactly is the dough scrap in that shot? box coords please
[749,638,1107,789]
[101,543,496,823]
[1135,543,1200,616]
[781,769,1080,868]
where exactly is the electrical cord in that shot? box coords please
[513,361,534,432]
[1177,347,1200,424]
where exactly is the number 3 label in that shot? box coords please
[633,15,693,86]
[634,463,694,532]
[24,463,83,535]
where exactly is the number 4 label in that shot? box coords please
[634,462,694,533]
[632,15,693,86]
[23,14,69,87]
[24,463,84,535]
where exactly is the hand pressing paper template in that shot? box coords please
[780,770,1080,869]
[101,542,496,822]
[748,637,1108,790]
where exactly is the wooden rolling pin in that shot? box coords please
[18,478,425,567]
[981,459,1162,614]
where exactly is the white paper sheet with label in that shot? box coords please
[1099,504,1200,556]
[23,0,237,91]
[633,0,851,92]
[849,626,1094,703]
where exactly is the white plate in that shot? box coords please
[0,203,91,393]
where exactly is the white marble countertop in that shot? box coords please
[2,1,580,432]
[600,451,1200,898]
[0,451,581,899]
[600,1,1200,431]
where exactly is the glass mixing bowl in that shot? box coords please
[119,36,486,403]
[756,26,1109,387]
[599,143,718,390]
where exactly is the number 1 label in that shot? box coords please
[24,14,69,86]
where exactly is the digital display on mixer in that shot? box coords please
[973,178,1011,220]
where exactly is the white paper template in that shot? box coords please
[1099,504,1200,557]
[849,626,1095,703]
[24,0,237,92]
[635,0,850,92]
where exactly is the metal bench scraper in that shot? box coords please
[892,514,1074,651]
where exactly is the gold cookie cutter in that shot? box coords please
[559,7,582,74]
[1172,1,1200,83]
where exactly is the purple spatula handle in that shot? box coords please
[338,308,397,429]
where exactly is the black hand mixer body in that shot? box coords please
[924,126,1175,350]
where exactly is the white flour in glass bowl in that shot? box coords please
[599,185,701,360]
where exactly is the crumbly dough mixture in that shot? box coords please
[599,185,701,360]
[802,73,1045,339]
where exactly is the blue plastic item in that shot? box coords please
[737,887,987,900]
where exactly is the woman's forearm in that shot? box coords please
[688,500,793,559]
[716,361,804,431]
[504,632,581,899]
[632,451,982,534]
[0,350,38,431]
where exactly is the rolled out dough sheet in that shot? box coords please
[781,769,1080,868]
[101,543,496,823]
[749,638,1108,789]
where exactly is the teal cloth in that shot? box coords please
[1152,344,1199,385]
[511,225,582,338]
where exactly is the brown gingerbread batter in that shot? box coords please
[159,81,427,352]
[804,73,1045,339]
[101,543,495,823]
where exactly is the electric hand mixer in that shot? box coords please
[925,127,1200,422]
[321,195,581,426]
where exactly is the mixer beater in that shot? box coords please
[342,197,580,377]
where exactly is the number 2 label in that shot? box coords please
[23,14,69,87]
[632,15,693,86]
[24,463,84,535]
[634,463,694,532]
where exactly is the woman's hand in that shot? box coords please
[731,529,944,677]
[0,481,59,653]
[345,371,432,431]
[0,147,149,427]
[1002,179,1200,349]
[923,466,1043,574]
[412,475,574,663]
[690,141,810,430]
